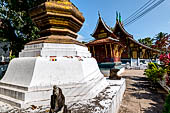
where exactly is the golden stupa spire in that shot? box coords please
[27,0,85,46]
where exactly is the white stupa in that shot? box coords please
[0,0,109,108]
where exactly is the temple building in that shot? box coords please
[86,13,160,66]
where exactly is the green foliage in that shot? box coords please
[10,55,15,61]
[0,0,40,57]
[163,92,170,113]
[81,41,87,44]
[154,32,168,42]
[144,63,166,84]
[148,62,159,69]
[153,32,170,52]
[138,37,153,47]
[138,32,170,52]
[167,66,170,76]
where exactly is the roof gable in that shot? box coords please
[91,14,113,39]
[113,21,133,38]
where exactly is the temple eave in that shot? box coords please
[87,38,121,46]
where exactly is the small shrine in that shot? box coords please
[86,14,124,63]
[86,13,160,66]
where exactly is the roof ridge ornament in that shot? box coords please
[98,11,101,17]
[119,12,122,23]
[116,11,118,21]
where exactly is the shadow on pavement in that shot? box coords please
[129,76,167,113]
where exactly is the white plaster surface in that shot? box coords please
[69,78,126,113]
[0,78,126,113]
[117,67,125,76]
[0,57,108,108]
[19,43,91,57]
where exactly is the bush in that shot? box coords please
[144,62,165,85]
[148,62,159,69]
[163,92,170,113]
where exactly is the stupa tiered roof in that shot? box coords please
[27,0,85,46]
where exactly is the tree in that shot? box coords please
[138,37,153,47]
[0,0,41,58]
[153,32,170,52]
[154,32,168,42]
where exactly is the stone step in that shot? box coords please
[0,85,26,101]
[0,82,28,91]
[0,93,24,108]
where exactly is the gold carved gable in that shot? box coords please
[98,33,107,38]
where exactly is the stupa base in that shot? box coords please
[19,43,91,58]
[0,78,126,113]
[69,78,126,113]
[0,57,108,108]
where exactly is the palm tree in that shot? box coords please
[154,32,168,42]
[153,32,169,51]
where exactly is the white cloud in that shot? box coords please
[77,34,85,42]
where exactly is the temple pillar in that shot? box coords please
[88,46,90,51]
[119,48,123,60]
[110,43,113,58]
[130,57,133,67]
[105,44,108,58]
[147,50,150,61]
[93,46,95,57]
[142,49,146,59]
[148,50,152,62]
[130,47,133,66]
[137,48,140,66]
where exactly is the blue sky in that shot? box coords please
[72,0,170,42]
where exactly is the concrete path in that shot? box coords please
[118,70,167,113]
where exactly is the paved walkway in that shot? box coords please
[119,70,167,113]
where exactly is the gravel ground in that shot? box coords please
[0,102,50,113]
[118,70,168,113]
